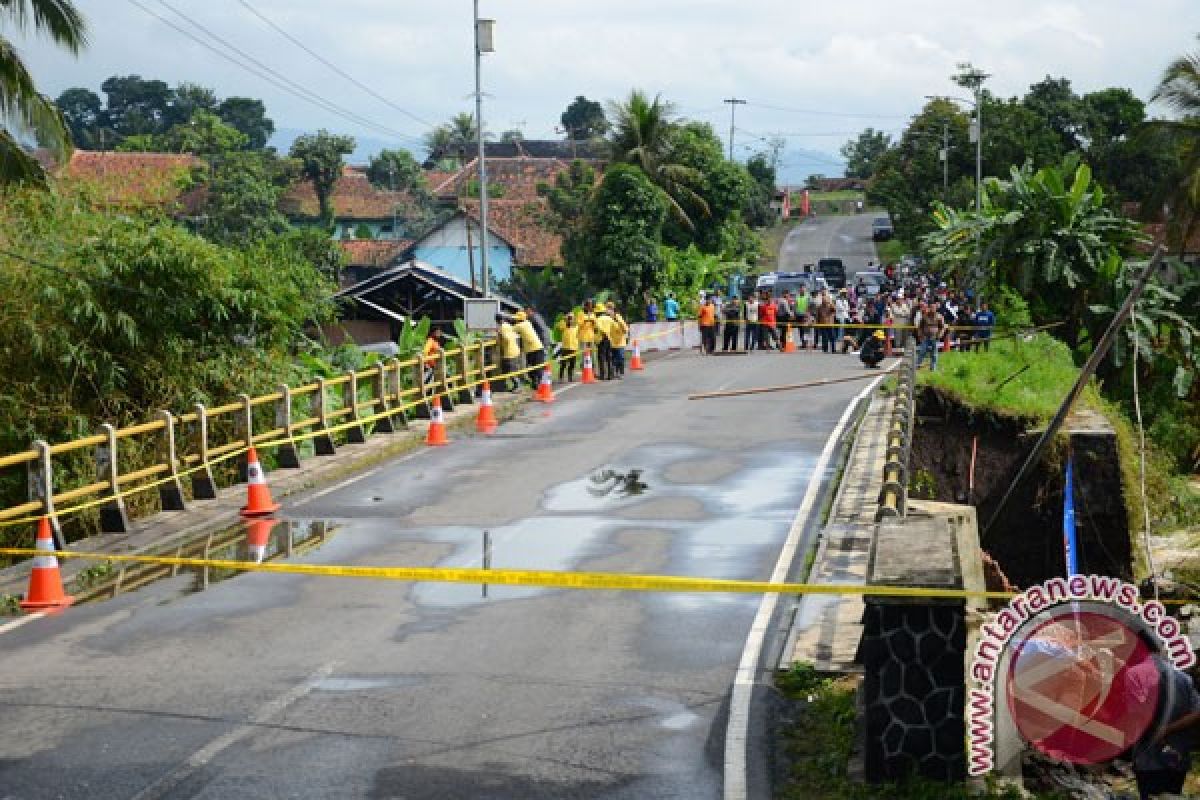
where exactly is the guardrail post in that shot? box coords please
[373,363,395,434]
[157,410,187,511]
[28,440,65,549]
[191,403,218,499]
[275,384,301,468]
[313,378,337,455]
[457,346,475,405]
[437,352,455,412]
[389,358,411,428]
[97,423,130,533]
[239,393,253,482]
[344,370,367,444]
[413,358,432,419]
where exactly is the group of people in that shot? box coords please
[490,299,632,390]
[685,277,997,372]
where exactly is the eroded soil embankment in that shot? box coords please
[910,386,1131,588]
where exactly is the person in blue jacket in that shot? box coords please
[973,302,995,352]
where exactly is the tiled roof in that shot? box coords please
[279,166,419,220]
[338,238,413,267]
[462,198,563,267]
[59,150,207,213]
[428,156,588,202]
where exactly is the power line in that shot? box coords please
[235,0,435,130]
[153,0,424,145]
[127,0,424,147]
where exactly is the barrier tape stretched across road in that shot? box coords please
[0,546,1016,601]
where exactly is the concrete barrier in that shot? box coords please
[629,322,697,352]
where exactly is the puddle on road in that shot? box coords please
[541,467,650,512]
[410,517,619,607]
[72,518,337,604]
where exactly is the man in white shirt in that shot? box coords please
[743,295,760,351]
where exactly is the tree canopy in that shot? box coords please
[289,130,356,228]
[561,95,609,139]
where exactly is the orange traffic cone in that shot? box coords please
[240,447,281,517]
[20,518,73,610]
[581,347,597,384]
[630,340,645,371]
[535,367,555,403]
[245,518,275,564]
[426,397,450,446]
[476,381,498,434]
[782,326,797,353]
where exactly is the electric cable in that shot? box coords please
[127,0,423,146]
[235,0,435,129]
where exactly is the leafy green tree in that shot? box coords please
[289,130,355,228]
[608,89,707,230]
[923,154,1142,350]
[1,0,87,184]
[840,128,892,179]
[538,159,597,269]
[366,148,425,192]
[167,83,218,127]
[167,110,248,155]
[216,96,274,150]
[662,121,754,255]
[500,129,524,143]
[56,87,103,148]
[1023,76,1085,152]
[560,95,608,139]
[422,125,454,163]
[101,74,172,136]
[1149,35,1200,257]
[743,152,776,227]
[577,164,667,303]
[202,151,294,245]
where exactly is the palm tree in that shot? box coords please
[607,89,708,229]
[1,0,88,184]
[1150,35,1200,256]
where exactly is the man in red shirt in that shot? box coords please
[758,291,778,350]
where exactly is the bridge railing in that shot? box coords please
[876,341,916,520]
[0,340,497,547]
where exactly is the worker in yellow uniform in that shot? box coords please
[576,300,597,374]
[512,310,545,388]
[555,313,580,382]
[495,313,521,392]
[594,305,614,380]
[606,301,630,378]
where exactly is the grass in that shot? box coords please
[792,190,863,203]
[758,219,799,272]
[875,239,905,264]
[774,663,1043,800]
[918,334,1084,423]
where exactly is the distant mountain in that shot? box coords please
[268,127,423,165]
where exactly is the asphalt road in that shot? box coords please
[777,212,880,279]
[0,346,880,800]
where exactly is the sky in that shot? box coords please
[17,0,1200,183]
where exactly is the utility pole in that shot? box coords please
[940,123,949,199]
[473,2,494,296]
[723,98,746,161]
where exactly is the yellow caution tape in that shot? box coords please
[0,546,1016,600]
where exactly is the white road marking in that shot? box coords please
[723,373,887,800]
[0,611,45,637]
[130,662,337,800]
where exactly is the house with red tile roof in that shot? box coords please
[53,150,207,215]
[279,165,421,241]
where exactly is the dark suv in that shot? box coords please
[871,217,894,241]
[816,258,846,288]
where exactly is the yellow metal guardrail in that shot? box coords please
[876,341,916,521]
[0,339,499,544]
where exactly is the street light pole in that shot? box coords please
[473,2,494,296]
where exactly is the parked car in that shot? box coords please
[816,257,847,289]
[871,217,894,241]
[755,271,829,299]
[853,270,889,297]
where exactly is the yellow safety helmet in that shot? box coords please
[872,330,885,339]
[512,311,526,321]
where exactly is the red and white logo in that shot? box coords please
[1006,609,1159,765]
